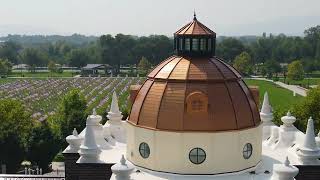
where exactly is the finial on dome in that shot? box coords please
[284,156,290,166]
[193,10,197,20]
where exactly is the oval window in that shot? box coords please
[243,143,253,159]
[189,148,206,164]
[139,142,150,159]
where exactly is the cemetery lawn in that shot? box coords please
[8,71,74,78]
[244,79,303,110]
[278,78,320,86]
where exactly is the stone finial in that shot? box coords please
[77,118,102,163]
[284,156,290,166]
[93,108,97,116]
[260,92,275,126]
[72,128,78,136]
[280,111,297,131]
[111,154,134,180]
[271,156,299,180]
[297,117,320,165]
[64,128,83,153]
[107,92,123,125]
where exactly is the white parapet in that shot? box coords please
[280,111,297,131]
[260,92,274,126]
[107,92,123,125]
[271,156,299,180]
[77,114,102,163]
[297,117,320,165]
[63,128,83,153]
[111,154,135,180]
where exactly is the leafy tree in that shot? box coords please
[233,52,253,75]
[20,48,48,72]
[216,38,245,62]
[0,99,32,173]
[48,60,57,74]
[66,49,89,68]
[138,57,151,74]
[293,87,320,132]
[0,41,21,64]
[263,59,281,78]
[26,122,61,172]
[0,58,13,76]
[287,60,304,81]
[54,89,87,139]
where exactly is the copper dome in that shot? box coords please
[128,15,260,132]
[128,56,260,132]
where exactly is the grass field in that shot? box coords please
[244,79,303,111]
[278,78,320,87]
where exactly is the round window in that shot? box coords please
[189,148,206,164]
[139,142,150,159]
[243,143,253,159]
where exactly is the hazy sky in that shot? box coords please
[0,0,320,36]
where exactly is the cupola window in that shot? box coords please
[200,38,206,51]
[179,38,183,50]
[186,91,208,113]
[192,38,199,51]
[189,148,206,164]
[139,142,150,159]
[243,143,253,159]
[207,39,212,51]
[185,38,191,51]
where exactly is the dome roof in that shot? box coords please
[128,56,261,132]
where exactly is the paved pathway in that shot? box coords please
[249,77,307,97]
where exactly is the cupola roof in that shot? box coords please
[174,13,216,36]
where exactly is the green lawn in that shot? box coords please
[278,78,320,87]
[244,79,303,111]
[8,71,74,77]
[0,78,15,84]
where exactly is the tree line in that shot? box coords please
[0,25,319,76]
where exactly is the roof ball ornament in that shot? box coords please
[280,111,297,131]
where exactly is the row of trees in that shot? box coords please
[0,90,87,173]
[1,26,320,75]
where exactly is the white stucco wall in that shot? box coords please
[126,123,262,175]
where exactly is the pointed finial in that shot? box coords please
[284,156,290,166]
[193,10,197,20]
[92,108,97,116]
[120,154,126,165]
[72,128,78,136]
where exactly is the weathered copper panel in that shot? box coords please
[174,19,215,35]
[216,57,242,78]
[129,85,141,105]
[138,81,167,128]
[227,81,254,129]
[249,86,260,107]
[183,83,211,130]
[240,81,261,125]
[155,58,181,79]
[169,58,190,80]
[148,56,174,78]
[211,58,236,79]
[188,59,208,80]
[129,80,153,124]
[205,59,224,80]
[208,83,237,130]
[157,82,186,130]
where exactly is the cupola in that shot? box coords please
[174,13,216,57]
